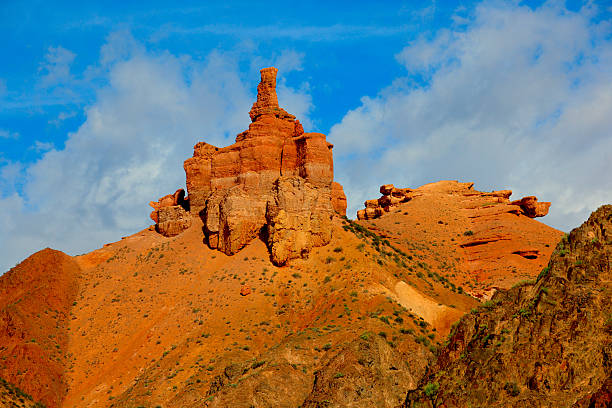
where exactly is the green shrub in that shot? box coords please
[504,381,520,396]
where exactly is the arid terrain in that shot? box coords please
[0,67,607,408]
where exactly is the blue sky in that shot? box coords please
[1,0,611,272]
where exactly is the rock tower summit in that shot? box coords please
[249,67,284,121]
[149,67,347,265]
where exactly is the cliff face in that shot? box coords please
[151,67,346,265]
[404,204,612,408]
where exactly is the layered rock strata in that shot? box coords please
[149,67,346,264]
[357,182,550,221]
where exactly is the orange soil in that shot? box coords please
[0,182,562,407]
[358,181,564,299]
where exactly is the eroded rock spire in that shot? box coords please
[149,67,347,265]
[249,67,280,121]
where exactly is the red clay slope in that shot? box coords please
[0,248,80,408]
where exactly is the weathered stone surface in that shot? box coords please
[149,188,187,223]
[404,205,612,407]
[239,285,251,296]
[511,196,551,218]
[358,182,552,221]
[156,205,192,237]
[331,181,347,216]
[266,177,333,265]
[216,189,267,255]
[357,184,412,220]
[178,67,344,264]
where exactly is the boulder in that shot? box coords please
[510,196,551,218]
[239,285,251,296]
[156,205,192,237]
[149,188,188,226]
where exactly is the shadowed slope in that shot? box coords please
[404,205,612,407]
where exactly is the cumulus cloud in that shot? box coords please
[330,1,612,231]
[0,32,311,272]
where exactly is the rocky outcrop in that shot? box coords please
[266,177,334,265]
[357,184,413,220]
[511,196,551,218]
[178,67,343,264]
[331,181,347,216]
[149,188,186,223]
[156,205,192,237]
[354,180,562,299]
[404,204,612,407]
[357,182,550,221]
[149,189,191,237]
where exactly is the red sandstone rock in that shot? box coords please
[156,205,192,237]
[149,189,191,237]
[149,188,187,223]
[331,182,347,216]
[266,177,333,265]
[510,196,551,218]
[380,184,395,195]
[240,285,251,296]
[178,67,344,264]
[357,184,413,220]
[357,182,551,222]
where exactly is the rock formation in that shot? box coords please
[149,188,191,237]
[510,196,551,218]
[357,182,550,220]
[331,181,347,216]
[150,67,346,264]
[404,205,612,407]
[357,184,413,220]
[354,180,562,299]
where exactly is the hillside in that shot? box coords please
[0,377,45,408]
[0,67,570,408]
[357,180,563,299]
[404,204,612,407]
[0,249,80,408]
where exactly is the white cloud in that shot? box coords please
[39,46,76,88]
[0,32,314,273]
[330,1,612,232]
[0,32,260,273]
[273,50,305,73]
[0,129,19,139]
